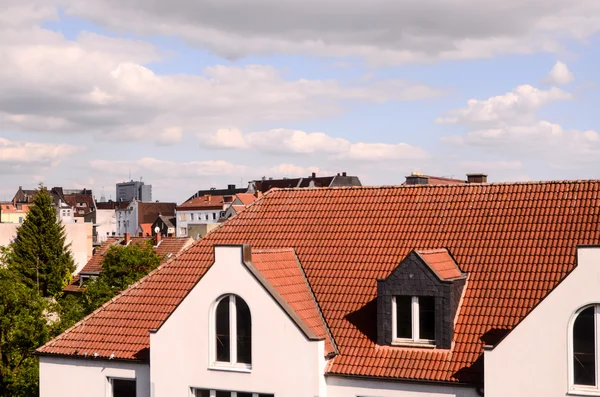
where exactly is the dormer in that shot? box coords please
[377,249,467,349]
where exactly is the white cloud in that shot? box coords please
[268,164,325,178]
[89,157,247,179]
[155,127,183,146]
[199,128,430,161]
[436,85,571,127]
[460,160,523,170]
[0,137,83,166]
[0,10,443,143]
[58,0,600,65]
[543,61,574,85]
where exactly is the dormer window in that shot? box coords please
[377,249,466,349]
[392,296,435,344]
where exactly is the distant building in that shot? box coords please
[175,195,227,238]
[152,215,177,237]
[186,184,246,202]
[11,186,95,224]
[116,200,176,236]
[0,202,28,224]
[248,171,362,193]
[403,172,486,185]
[116,180,152,202]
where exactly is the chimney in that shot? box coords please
[311,172,316,178]
[124,232,131,245]
[467,173,488,184]
[405,172,429,185]
[155,232,162,245]
[228,184,236,192]
[204,194,210,201]
[342,172,347,177]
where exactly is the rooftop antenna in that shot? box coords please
[128,169,131,181]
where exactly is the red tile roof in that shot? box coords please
[80,238,121,274]
[138,223,152,237]
[415,249,463,280]
[177,195,224,210]
[252,249,336,355]
[40,181,600,384]
[235,193,257,206]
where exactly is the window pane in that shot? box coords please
[194,390,210,397]
[574,306,596,386]
[215,391,230,397]
[395,296,412,339]
[237,393,253,397]
[419,296,435,341]
[112,379,136,397]
[236,297,252,364]
[216,297,231,362]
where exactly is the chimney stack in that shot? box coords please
[342,172,347,177]
[467,173,488,184]
[405,172,429,185]
[311,172,316,178]
[124,232,131,245]
[155,232,162,245]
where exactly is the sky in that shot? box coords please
[1,0,600,202]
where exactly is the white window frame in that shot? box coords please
[209,295,251,371]
[391,296,435,345]
[191,389,271,397]
[106,376,136,397]
[568,304,600,395]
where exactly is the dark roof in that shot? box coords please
[40,180,600,385]
[252,174,361,193]
[186,186,247,202]
[137,202,176,224]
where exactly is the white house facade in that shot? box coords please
[38,181,600,397]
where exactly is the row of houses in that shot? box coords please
[37,175,600,397]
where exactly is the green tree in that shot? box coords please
[0,268,48,397]
[82,240,163,314]
[8,186,75,297]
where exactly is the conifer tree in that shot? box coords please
[8,186,75,297]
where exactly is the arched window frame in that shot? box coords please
[210,294,252,371]
[569,303,600,394]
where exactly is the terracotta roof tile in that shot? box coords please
[252,248,335,355]
[415,249,464,280]
[41,181,600,384]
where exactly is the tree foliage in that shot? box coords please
[8,186,75,297]
[0,268,48,397]
[81,240,163,314]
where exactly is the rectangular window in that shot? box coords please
[212,213,217,220]
[392,296,435,344]
[191,213,195,221]
[180,227,187,236]
[110,378,136,397]
[193,390,273,397]
[179,213,187,221]
[216,299,231,362]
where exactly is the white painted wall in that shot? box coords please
[39,356,150,397]
[95,209,117,242]
[326,376,478,397]
[485,247,600,397]
[175,209,223,237]
[0,223,92,274]
[116,202,138,236]
[150,245,327,397]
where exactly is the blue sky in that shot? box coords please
[1,0,600,202]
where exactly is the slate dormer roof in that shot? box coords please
[40,180,600,385]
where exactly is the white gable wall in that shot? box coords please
[149,245,326,397]
[326,376,478,397]
[484,246,600,397]
[39,356,150,397]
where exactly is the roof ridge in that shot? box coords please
[252,248,294,253]
[270,179,600,191]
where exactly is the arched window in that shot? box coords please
[571,305,600,391]
[214,295,251,368]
